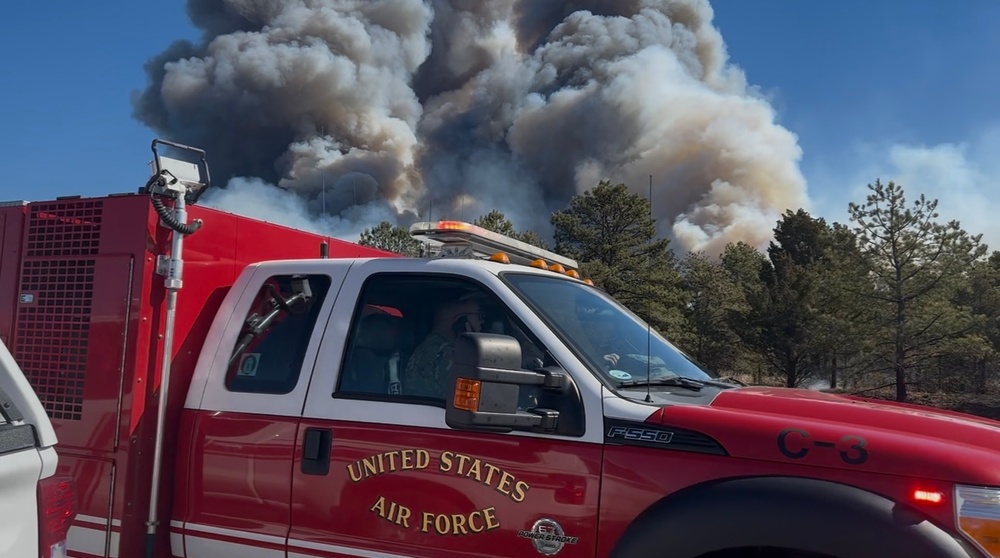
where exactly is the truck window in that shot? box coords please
[502,271,716,385]
[336,273,552,406]
[225,273,332,395]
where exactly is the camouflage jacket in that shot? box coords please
[404,332,453,399]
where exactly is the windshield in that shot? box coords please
[502,272,716,384]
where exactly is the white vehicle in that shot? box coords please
[0,337,76,558]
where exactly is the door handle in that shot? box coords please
[301,427,333,476]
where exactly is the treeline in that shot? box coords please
[359,179,999,403]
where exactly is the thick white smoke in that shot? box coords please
[133,0,810,254]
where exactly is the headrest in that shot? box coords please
[354,313,402,353]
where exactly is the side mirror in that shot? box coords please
[445,333,566,434]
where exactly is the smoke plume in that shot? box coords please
[133,0,809,254]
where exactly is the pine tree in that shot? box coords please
[678,250,745,374]
[357,221,422,257]
[551,180,685,338]
[473,210,549,249]
[848,179,987,401]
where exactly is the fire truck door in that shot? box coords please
[288,269,603,558]
[177,272,337,557]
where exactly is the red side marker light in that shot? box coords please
[913,489,945,505]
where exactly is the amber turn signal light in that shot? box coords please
[454,378,481,412]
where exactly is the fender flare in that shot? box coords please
[609,476,979,558]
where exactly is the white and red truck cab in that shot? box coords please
[4,141,1000,558]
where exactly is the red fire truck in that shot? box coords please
[3,140,1000,558]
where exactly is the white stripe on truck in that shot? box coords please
[67,519,419,558]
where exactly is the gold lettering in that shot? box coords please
[456,453,471,475]
[512,480,530,503]
[369,496,411,528]
[416,449,430,469]
[420,511,435,533]
[349,449,436,481]
[483,462,499,486]
[417,508,501,536]
[496,470,514,496]
[434,514,450,535]
[483,507,500,530]
[451,513,468,535]
[396,504,411,528]
[362,456,379,477]
[351,449,531,507]
[435,451,531,502]
[370,496,386,516]
[347,462,363,482]
[468,510,484,533]
[466,458,483,482]
[439,451,454,472]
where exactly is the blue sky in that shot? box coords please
[2,1,999,247]
[0,3,199,198]
[710,0,1000,244]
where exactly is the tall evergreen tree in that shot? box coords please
[812,222,881,390]
[731,210,830,387]
[679,250,744,373]
[949,251,1000,392]
[551,180,685,338]
[848,179,987,401]
[718,241,771,382]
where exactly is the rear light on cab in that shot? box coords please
[37,476,76,558]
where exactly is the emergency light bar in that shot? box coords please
[410,220,580,271]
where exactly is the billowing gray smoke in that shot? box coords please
[134,0,809,253]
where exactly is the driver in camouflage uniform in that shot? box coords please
[403,295,483,399]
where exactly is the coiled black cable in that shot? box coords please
[144,172,203,235]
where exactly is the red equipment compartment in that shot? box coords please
[0,192,394,557]
[0,201,27,346]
